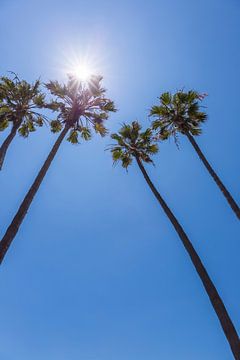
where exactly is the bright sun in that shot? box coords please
[72,63,93,82]
[61,48,102,83]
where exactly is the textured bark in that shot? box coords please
[0,122,20,170]
[186,132,240,220]
[136,156,240,359]
[0,124,70,264]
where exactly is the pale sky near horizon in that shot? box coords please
[0,0,240,359]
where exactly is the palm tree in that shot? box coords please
[0,74,47,170]
[150,90,240,220]
[0,74,116,264]
[109,121,240,359]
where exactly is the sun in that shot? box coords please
[59,47,104,83]
[71,63,93,82]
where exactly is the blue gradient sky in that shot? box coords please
[0,0,240,359]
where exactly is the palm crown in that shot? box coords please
[45,74,116,144]
[150,90,207,142]
[110,121,158,168]
[0,74,46,136]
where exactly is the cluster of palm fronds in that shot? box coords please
[0,73,116,168]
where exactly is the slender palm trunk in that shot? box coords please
[186,132,240,220]
[0,121,21,170]
[0,124,70,264]
[136,156,240,359]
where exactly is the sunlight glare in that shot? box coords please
[71,63,93,82]
[57,44,108,84]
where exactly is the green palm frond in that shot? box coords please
[109,121,159,169]
[50,120,63,133]
[33,93,45,107]
[80,126,92,140]
[150,90,208,142]
[0,118,9,131]
[45,80,68,99]
[67,129,79,144]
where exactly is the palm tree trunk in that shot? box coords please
[186,132,240,220]
[0,124,70,264]
[0,121,21,170]
[135,156,240,359]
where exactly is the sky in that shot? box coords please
[0,0,240,359]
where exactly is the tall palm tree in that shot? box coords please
[109,121,240,359]
[150,90,240,220]
[0,74,47,170]
[0,74,116,264]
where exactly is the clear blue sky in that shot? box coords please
[0,0,240,359]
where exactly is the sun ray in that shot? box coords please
[58,47,102,83]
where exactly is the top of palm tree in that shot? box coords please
[45,74,116,144]
[150,90,207,143]
[109,121,158,168]
[0,73,47,136]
